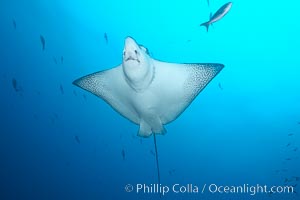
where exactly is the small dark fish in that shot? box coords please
[186,39,191,43]
[286,143,291,147]
[49,116,55,124]
[282,169,288,172]
[150,150,155,156]
[59,84,64,95]
[36,90,41,95]
[83,94,87,101]
[131,134,137,140]
[218,82,223,90]
[298,121,300,125]
[53,57,58,64]
[293,147,298,151]
[12,78,18,91]
[200,2,233,32]
[73,90,77,96]
[40,35,45,51]
[61,56,64,64]
[33,114,38,119]
[288,133,294,136]
[284,178,289,183]
[74,135,80,144]
[121,149,125,160]
[294,176,300,181]
[12,78,22,92]
[12,19,17,30]
[53,113,58,119]
[168,169,176,175]
[285,158,291,161]
[104,32,108,44]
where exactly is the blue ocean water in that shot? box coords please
[0,0,299,199]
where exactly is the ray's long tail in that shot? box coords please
[153,133,161,197]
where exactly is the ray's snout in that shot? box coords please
[123,36,140,62]
[125,36,136,46]
[124,36,139,52]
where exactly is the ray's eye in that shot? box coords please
[134,50,138,54]
[123,51,125,56]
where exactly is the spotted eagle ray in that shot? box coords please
[73,36,224,188]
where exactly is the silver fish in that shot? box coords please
[200,2,232,32]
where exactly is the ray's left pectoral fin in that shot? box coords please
[147,60,224,124]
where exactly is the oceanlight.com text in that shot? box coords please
[206,183,294,195]
[124,183,296,196]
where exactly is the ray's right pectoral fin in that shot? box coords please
[72,66,140,124]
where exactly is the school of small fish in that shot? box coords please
[274,130,299,194]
